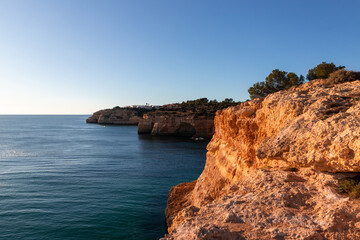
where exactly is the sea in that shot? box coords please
[0,115,208,240]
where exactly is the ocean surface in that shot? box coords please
[0,115,208,240]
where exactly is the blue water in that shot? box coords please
[0,115,208,240]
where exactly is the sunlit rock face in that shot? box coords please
[88,107,215,138]
[165,169,360,240]
[138,115,214,138]
[164,79,360,240]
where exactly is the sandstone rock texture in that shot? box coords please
[138,115,214,138]
[165,169,360,240]
[164,79,360,239]
[86,107,147,125]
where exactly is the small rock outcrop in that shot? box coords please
[164,79,360,239]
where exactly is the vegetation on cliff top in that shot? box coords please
[306,62,345,81]
[248,69,304,99]
[90,98,240,121]
[152,98,240,117]
[326,69,360,85]
[248,62,359,100]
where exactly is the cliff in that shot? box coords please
[86,107,152,125]
[138,115,214,138]
[137,99,239,138]
[164,79,360,239]
[87,106,215,138]
[87,99,239,138]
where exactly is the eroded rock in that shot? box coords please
[167,169,360,239]
[165,79,360,239]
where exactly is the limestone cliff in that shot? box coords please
[138,115,214,138]
[87,107,214,138]
[136,99,238,138]
[87,98,238,138]
[164,79,360,240]
[86,107,152,125]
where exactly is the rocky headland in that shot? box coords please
[87,99,238,138]
[86,106,153,125]
[163,78,360,239]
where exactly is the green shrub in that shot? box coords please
[325,69,360,85]
[306,62,345,81]
[337,176,360,198]
[248,69,304,99]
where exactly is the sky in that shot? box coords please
[0,0,359,114]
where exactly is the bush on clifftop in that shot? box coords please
[153,98,239,117]
[325,69,360,85]
[248,69,304,99]
[306,62,345,81]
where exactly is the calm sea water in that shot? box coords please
[0,115,208,240]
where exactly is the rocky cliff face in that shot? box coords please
[86,107,149,125]
[138,115,214,138]
[164,79,360,240]
[87,107,214,138]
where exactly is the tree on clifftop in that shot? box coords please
[306,62,345,80]
[248,69,304,99]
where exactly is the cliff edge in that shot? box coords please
[164,79,360,239]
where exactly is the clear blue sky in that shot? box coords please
[0,0,359,114]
